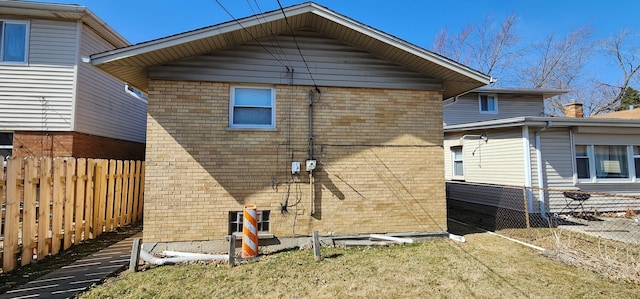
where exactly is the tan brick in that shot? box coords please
[143,80,446,242]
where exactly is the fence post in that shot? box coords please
[522,186,531,240]
[84,159,95,240]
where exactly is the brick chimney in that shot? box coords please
[563,102,584,118]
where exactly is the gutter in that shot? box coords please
[534,121,552,218]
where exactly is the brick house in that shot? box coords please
[0,1,146,160]
[91,2,489,243]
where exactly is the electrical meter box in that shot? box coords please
[306,159,317,171]
[291,161,301,174]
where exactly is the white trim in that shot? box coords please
[69,20,82,131]
[229,85,276,129]
[0,19,30,64]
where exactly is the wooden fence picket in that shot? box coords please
[0,157,144,273]
[63,158,76,250]
[75,158,87,243]
[114,160,123,229]
[105,160,116,231]
[3,157,21,272]
[37,157,52,259]
[51,158,65,255]
[21,157,37,266]
[122,161,131,225]
[132,161,141,224]
[84,159,95,240]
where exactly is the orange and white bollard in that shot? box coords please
[241,204,258,258]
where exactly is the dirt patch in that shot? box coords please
[0,225,142,294]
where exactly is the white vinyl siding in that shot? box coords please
[444,93,544,126]
[0,19,77,131]
[74,25,146,143]
[444,129,524,185]
[149,30,442,91]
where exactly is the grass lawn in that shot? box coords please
[80,224,640,299]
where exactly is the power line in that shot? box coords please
[214,0,287,67]
[246,0,288,65]
[276,0,317,88]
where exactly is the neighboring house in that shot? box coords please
[0,1,147,160]
[444,88,640,216]
[591,107,640,119]
[90,2,490,243]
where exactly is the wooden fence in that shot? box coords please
[0,157,145,273]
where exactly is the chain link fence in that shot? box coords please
[447,182,640,284]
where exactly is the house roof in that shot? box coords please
[0,0,129,48]
[89,2,490,98]
[444,116,640,132]
[473,87,568,99]
[590,108,640,119]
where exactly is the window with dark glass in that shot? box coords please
[0,132,13,158]
[575,145,590,179]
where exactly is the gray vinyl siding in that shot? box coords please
[443,93,544,126]
[149,30,442,91]
[444,129,525,186]
[0,19,77,131]
[74,25,146,143]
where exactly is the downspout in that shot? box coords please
[522,126,533,212]
[535,121,552,219]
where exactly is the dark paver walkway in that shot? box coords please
[0,233,141,299]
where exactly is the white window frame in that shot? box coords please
[478,94,498,114]
[575,144,638,183]
[228,210,271,234]
[229,86,276,129]
[0,19,29,64]
[451,146,464,180]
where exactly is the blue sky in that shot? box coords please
[31,0,640,85]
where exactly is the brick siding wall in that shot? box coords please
[144,80,446,242]
[12,131,145,160]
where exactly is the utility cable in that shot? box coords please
[214,0,287,67]
[276,0,318,88]
[246,0,289,65]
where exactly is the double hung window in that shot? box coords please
[451,146,464,179]
[230,86,275,129]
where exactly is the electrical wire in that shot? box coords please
[246,0,289,65]
[276,0,318,88]
[214,0,287,67]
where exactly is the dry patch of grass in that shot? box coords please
[80,231,640,299]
